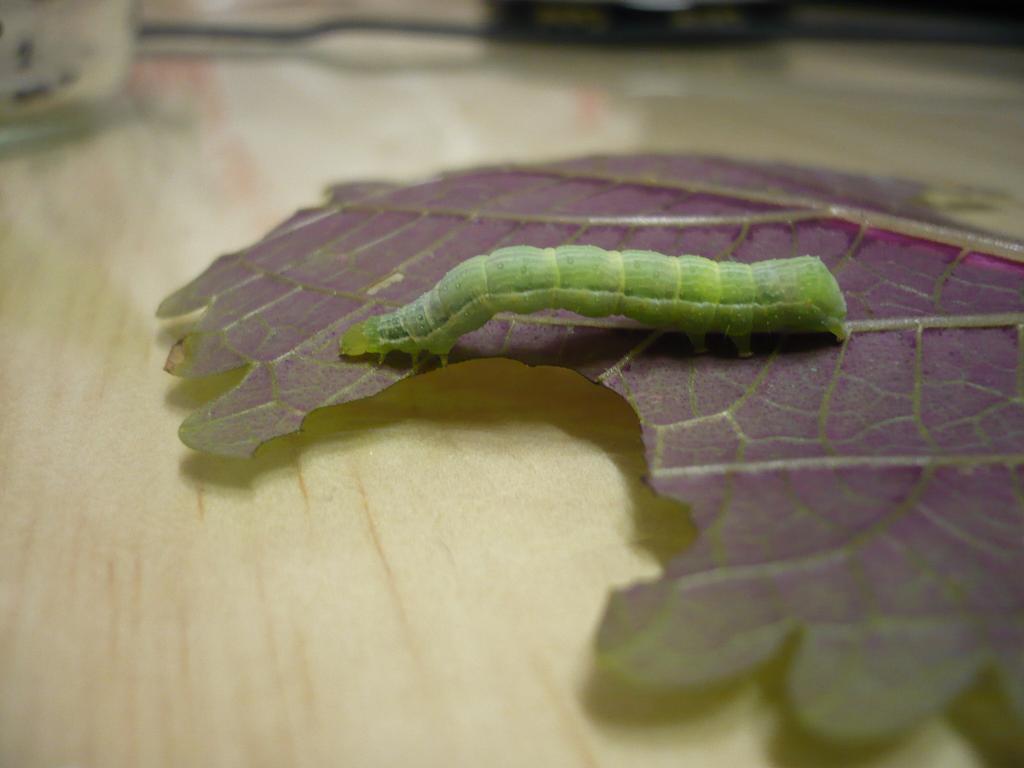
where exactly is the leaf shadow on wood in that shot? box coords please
[166,357,696,566]
[945,673,1024,768]
[583,654,762,728]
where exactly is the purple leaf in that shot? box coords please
[158,155,1024,740]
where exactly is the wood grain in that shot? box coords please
[2,19,1022,767]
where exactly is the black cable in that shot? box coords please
[138,9,1024,47]
[138,18,489,43]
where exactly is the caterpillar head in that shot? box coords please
[817,274,849,341]
[340,322,374,357]
[802,256,848,341]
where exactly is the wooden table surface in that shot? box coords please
[2,7,1023,767]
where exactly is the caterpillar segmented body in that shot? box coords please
[340,246,847,362]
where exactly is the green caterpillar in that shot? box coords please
[340,246,847,363]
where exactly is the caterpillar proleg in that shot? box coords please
[340,246,847,362]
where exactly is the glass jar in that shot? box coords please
[0,0,136,146]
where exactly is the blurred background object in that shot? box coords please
[138,1,1024,46]
[3,0,1020,150]
[0,0,136,146]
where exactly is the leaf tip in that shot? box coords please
[156,289,188,319]
[155,300,174,319]
[164,338,188,374]
[177,412,260,459]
